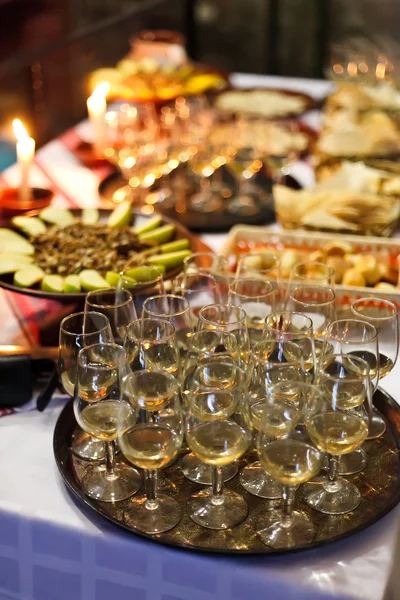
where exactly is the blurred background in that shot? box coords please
[1,0,399,148]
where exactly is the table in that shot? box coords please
[0,74,398,600]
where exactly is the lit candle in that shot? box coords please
[12,119,35,203]
[87,82,110,156]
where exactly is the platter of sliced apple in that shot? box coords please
[0,201,205,302]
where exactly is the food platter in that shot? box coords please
[53,388,400,554]
[0,209,207,303]
[213,87,315,118]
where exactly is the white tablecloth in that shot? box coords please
[0,73,398,600]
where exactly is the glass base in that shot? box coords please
[187,487,248,530]
[190,193,222,213]
[71,429,105,461]
[240,461,282,499]
[124,493,182,534]
[81,463,141,502]
[339,448,367,475]
[226,195,258,216]
[181,453,238,484]
[257,510,315,549]
[367,408,386,440]
[304,477,361,515]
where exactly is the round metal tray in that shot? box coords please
[53,388,400,555]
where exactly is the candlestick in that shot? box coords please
[87,82,109,157]
[12,119,35,204]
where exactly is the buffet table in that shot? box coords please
[0,73,399,600]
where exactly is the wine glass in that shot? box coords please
[185,373,253,529]
[73,343,141,501]
[240,339,307,499]
[142,294,194,354]
[119,266,165,316]
[124,317,180,378]
[181,335,241,485]
[304,353,372,514]
[183,252,231,302]
[172,273,221,328]
[59,311,113,461]
[288,261,336,292]
[118,370,184,533]
[286,285,336,359]
[236,251,281,285]
[229,277,276,346]
[264,312,315,380]
[256,383,325,548]
[198,303,251,364]
[84,289,137,345]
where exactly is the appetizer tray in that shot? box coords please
[222,225,400,306]
[54,389,400,554]
[0,208,208,303]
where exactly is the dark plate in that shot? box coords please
[54,388,400,555]
[98,166,302,233]
[213,87,316,118]
[0,210,210,303]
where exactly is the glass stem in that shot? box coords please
[324,454,340,492]
[281,485,296,528]
[211,466,224,506]
[145,469,159,510]
[105,441,117,477]
[199,175,211,199]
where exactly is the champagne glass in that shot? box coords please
[119,370,184,533]
[287,285,336,359]
[198,303,251,363]
[183,252,231,302]
[241,339,307,499]
[124,318,180,378]
[142,294,194,353]
[84,289,137,345]
[73,343,141,501]
[172,273,222,328]
[59,311,113,461]
[304,354,372,514]
[264,312,315,380]
[185,373,253,529]
[256,383,324,548]
[229,277,276,346]
[181,336,240,485]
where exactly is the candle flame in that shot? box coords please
[91,82,110,100]
[12,119,30,141]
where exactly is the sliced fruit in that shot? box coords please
[132,214,162,235]
[118,275,137,289]
[12,216,46,237]
[105,271,122,287]
[147,250,192,270]
[107,200,132,228]
[79,269,111,292]
[41,275,64,293]
[124,266,163,282]
[138,224,175,245]
[0,259,33,275]
[0,229,35,255]
[160,238,190,254]
[63,275,81,293]
[14,266,45,288]
[148,264,166,275]
[0,252,33,264]
[82,207,99,225]
[39,207,75,227]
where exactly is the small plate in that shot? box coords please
[213,87,315,118]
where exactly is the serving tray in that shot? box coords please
[54,388,400,555]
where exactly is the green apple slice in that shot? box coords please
[138,224,176,245]
[150,264,166,275]
[79,269,111,291]
[105,271,122,287]
[39,207,75,227]
[0,229,35,255]
[147,249,192,270]
[14,265,45,287]
[132,214,162,235]
[63,275,81,293]
[160,238,190,254]
[0,252,33,264]
[82,207,99,225]
[107,200,132,228]
[124,265,163,282]
[0,258,33,275]
[41,275,64,293]
[12,216,46,237]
